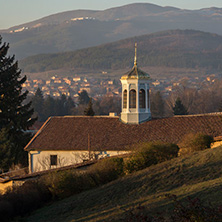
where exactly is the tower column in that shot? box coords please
[145,83,148,112]
[127,83,130,112]
[136,84,139,112]
[148,89,151,112]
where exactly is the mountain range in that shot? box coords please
[2,3,222,59]
[20,29,222,73]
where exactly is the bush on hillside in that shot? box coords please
[40,170,96,199]
[88,157,124,185]
[0,180,51,222]
[40,157,124,199]
[124,142,179,174]
[179,133,213,155]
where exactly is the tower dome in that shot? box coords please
[120,43,151,124]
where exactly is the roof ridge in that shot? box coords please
[173,112,222,118]
[52,115,120,118]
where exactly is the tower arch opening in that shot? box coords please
[123,89,127,109]
[129,89,136,108]
[139,89,145,108]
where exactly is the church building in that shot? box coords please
[24,44,222,173]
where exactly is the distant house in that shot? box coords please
[24,44,222,173]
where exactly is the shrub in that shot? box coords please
[0,180,51,221]
[40,170,96,199]
[124,142,179,173]
[179,133,213,155]
[40,157,124,199]
[88,157,124,185]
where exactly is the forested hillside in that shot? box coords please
[20,30,222,73]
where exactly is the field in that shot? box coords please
[24,146,222,222]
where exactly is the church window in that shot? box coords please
[129,89,136,108]
[139,89,145,108]
[123,90,127,108]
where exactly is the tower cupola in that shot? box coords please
[120,43,151,124]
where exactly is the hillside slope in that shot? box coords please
[25,147,222,221]
[20,29,222,73]
[2,3,222,59]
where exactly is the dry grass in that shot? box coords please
[24,147,222,222]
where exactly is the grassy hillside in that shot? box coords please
[25,146,222,222]
[19,29,222,73]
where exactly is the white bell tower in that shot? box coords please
[120,43,151,124]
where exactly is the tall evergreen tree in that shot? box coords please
[55,94,67,116]
[32,88,44,121]
[173,97,188,115]
[66,96,75,114]
[84,98,95,116]
[43,96,56,120]
[78,90,90,105]
[0,36,36,170]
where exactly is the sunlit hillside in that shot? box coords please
[25,146,222,221]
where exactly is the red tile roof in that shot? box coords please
[24,114,222,151]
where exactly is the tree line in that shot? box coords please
[150,80,222,118]
[31,88,121,122]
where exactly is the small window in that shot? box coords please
[129,89,136,108]
[50,155,57,166]
[123,90,127,108]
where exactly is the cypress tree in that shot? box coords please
[0,36,36,170]
[66,96,75,114]
[78,90,90,105]
[32,88,44,121]
[84,98,95,116]
[43,96,56,120]
[173,97,188,115]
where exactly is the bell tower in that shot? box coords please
[120,43,151,124]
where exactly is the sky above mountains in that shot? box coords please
[1,0,222,29]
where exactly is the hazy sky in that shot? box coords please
[1,0,222,29]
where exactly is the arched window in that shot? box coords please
[129,89,136,108]
[147,89,150,109]
[139,89,145,108]
[123,90,127,108]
